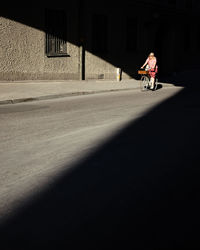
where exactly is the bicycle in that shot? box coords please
[138,69,158,91]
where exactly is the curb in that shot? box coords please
[0,87,139,105]
[0,83,176,106]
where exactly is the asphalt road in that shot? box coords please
[1,86,200,249]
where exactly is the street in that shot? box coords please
[0,86,200,249]
[0,87,180,219]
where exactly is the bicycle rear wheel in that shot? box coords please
[140,75,149,91]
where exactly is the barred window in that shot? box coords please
[185,0,192,8]
[92,14,108,54]
[126,17,138,52]
[184,24,191,51]
[45,9,68,57]
[168,0,176,4]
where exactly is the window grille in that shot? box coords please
[168,0,176,4]
[184,24,191,51]
[45,9,68,57]
[126,17,138,52]
[92,14,108,54]
[185,0,192,8]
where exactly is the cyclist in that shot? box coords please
[141,52,158,90]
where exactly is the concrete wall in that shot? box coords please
[83,0,146,80]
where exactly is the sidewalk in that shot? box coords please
[0,79,174,105]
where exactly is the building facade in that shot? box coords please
[0,0,199,81]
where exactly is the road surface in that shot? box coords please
[1,86,200,249]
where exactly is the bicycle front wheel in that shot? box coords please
[140,75,149,91]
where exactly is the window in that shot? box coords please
[198,28,200,44]
[45,9,68,57]
[185,0,192,8]
[184,24,191,51]
[126,17,138,52]
[194,0,200,8]
[92,14,108,54]
[168,0,176,4]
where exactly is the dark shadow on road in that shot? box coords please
[159,69,200,89]
[0,85,200,249]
